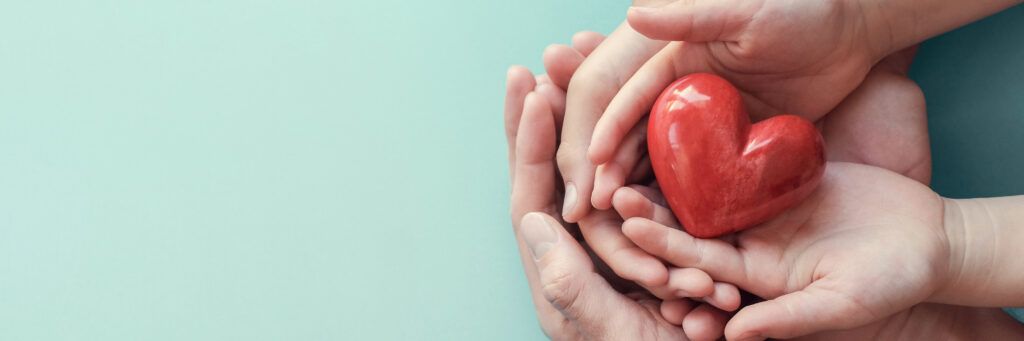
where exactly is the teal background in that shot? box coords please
[0,1,1020,340]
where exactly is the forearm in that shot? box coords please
[859,0,1022,60]
[933,196,1024,306]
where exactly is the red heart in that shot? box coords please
[647,73,825,238]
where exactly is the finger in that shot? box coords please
[543,44,586,90]
[508,90,578,338]
[521,212,639,339]
[534,83,567,127]
[535,74,551,86]
[622,217,748,286]
[571,31,606,57]
[559,22,668,223]
[578,211,668,287]
[505,66,537,182]
[666,267,713,298]
[627,0,754,42]
[682,304,729,341]
[588,43,702,165]
[703,282,742,312]
[510,92,557,222]
[592,119,647,210]
[724,283,881,340]
[660,299,695,326]
[612,186,678,227]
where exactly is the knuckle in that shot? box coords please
[541,268,584,313]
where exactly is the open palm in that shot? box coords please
[623,162,951,340]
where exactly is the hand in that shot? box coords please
[540,30,747,340]
[509,32,746,340]
[506,59,689,341]
[556,22,668,222]
[821,46,931,184]
[589,0,889,166]
[799,304,1024,340]
[622,162,951,340]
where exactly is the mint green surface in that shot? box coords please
[0,1,1021,340]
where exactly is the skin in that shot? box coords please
[614,183,1024,340]
[590,0,1022,167]
[622,162,949,340]
[552,13,934,316]
[507,70,689,341]
[508,23,933,340]
[508,0,1023,338]
[508,33,741,340]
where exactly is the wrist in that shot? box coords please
[931,196,1024,306]
[930,198,967,304]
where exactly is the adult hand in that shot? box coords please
[509,31,746,340]
[590,0,892,167]
[505,64,689,341]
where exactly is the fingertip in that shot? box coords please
[591,164,622,210]
[542,44,583,90]
[671,268,714,298]
[534,83,566,118]
[523,91,543,111]
[611,186,648,219]
[587,135,614,165]
[707,282,742,312]
[571,31,605,56]
[620,216,643,235]
[724,307,768,341]
[634,256,669,287]
[506,65,529,77]
[682,304,729,341]
[560,176,594,223]
[621,217,649,239]
[626,6,678,42]
[660,299,692,326]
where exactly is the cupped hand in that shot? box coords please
[506,63,689,341]
[557,22,668,222]
[590,0,894,167]
[508,32,744,340]
[622,162,951,340]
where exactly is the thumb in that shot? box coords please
[627,0,755,42]
[520,212,636,338]
[724,284,881,340]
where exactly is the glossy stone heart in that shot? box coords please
[648,73,825,238]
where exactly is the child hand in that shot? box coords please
[622,162,951,340]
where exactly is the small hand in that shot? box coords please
[799,304,1024,340]
[556,22,669,222]
[622,162,951,340]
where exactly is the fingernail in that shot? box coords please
[522,213,558,260]
[562,182,577,218]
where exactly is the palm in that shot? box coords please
[634,0,877,120]
[624,162,949,337]
[735,162,947,322]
